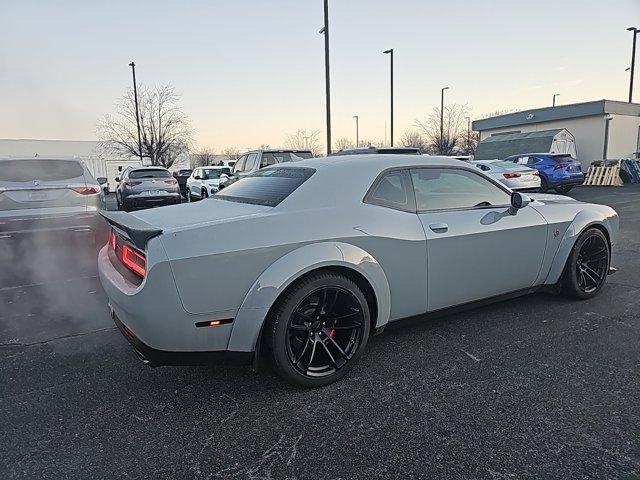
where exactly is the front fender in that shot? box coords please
[227,241,391,352]
[544,206,619,284]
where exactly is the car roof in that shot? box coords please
[200,165,228,169]
[245,149,313,154]
[287,153,468,172]
[129,165,169,170]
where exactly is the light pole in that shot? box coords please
[440,86,449,152]
[553,93,560,107]
[320,0,331,155]
[465,116,471,153]
[627,27,639,102]
[128,62,143,162]
[383,49,394,146]
[353,115,359,147]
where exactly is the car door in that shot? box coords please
[410,166,547,311]
[186,169,196,197]
[238,153,258,179]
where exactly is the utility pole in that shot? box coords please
[440,86,449,153]
[353,115,359,147]
[465,116,471,153]
[128,62,143,163]
[383,49,394,146]
[628,27,639,102]
[320,0,331,155]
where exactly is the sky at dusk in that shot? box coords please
[1,0,638,151]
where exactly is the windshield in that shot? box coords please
[202,168,231,179]
[0,159,84,182]
[129,169,171,179]
[260,152,313,167]
[216,167,315,206]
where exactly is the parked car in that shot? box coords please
[185,166,231,202]
[504,153,584,194]
[331,146,421,156]
[99,154,618,387]
[0,157,107,244]
[471,160,541,191]
[225,149,313,186]
[172,169,193,197]
[115,166,181,212]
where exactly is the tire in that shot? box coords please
[539,176,548,193]
[264,272,371,388]
[116,192,122,210]
[561,228,610,299]
[555,185,573,194]
[202,189,208,199]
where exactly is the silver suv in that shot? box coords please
[225,149,313,186]
[0,157,107,243]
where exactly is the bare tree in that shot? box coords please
[284,129,323,156]
[401,130,428,153]
[98,85,193,168]
[191,147,216,168]
[358,139,382,148]
[415,103,470,155]
[334,137,354,151]
[221,147,242,160]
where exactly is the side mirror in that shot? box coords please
[194,175,201,180]
[114,176,120,182]
[97,177,107,185]
[219,173,229,182]
[509,191,531,215]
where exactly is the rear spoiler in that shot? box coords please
[100,211,162,250]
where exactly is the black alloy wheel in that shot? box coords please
[286,286,365,378]
[265,272,371,387]
[563,228,610,299]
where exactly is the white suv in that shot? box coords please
[186,166,231,202]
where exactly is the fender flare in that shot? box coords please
[544,208,618,284]
[227,241,391,352]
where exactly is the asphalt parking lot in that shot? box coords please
[2,186,639,479]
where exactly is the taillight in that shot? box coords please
[121,244,146,278]
[124,181,142,187]
[72,186,100,195]
[164,178,178,185]
[503,172,521,179]
[553,163,568,170]
[532,171,540,176]
[109,229,117,250]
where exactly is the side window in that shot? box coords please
[516,156,529,165]
[233,156,246,173]
[365,169,414,211]
[527,157,540,165]
[410,168,511,212]
[244,153,258,172]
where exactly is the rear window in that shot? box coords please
[129,169,171,179]
[216,167,315,206]
[0,159,84,182]
[202,168,231,179]
[552,154,576,162]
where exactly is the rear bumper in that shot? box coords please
[0,209,107,238]
[549,175,584,187]
[111,309,252,366]
[122,193,181,210]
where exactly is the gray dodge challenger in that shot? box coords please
[98,155,618,387]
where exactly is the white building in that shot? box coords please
[472,100,640,168]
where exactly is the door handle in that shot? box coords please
[429,223,449,233]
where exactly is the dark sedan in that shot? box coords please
[115,167,181,212]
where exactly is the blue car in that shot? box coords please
[504,153,584,194]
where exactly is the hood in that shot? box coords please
[130,197,271,232]
[528,193,582,205]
